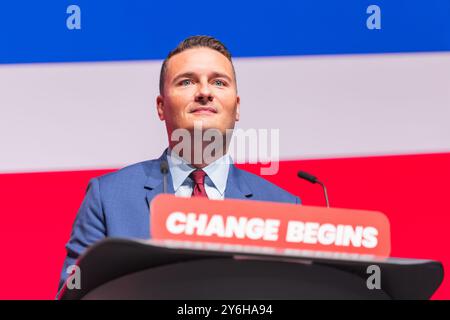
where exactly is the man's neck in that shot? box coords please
[168,141,229,169]
[167,146,229,169]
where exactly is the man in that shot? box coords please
[57,35,300,294]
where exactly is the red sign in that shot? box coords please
[150,194,391,257]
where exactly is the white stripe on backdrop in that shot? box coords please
[0,52,449,173]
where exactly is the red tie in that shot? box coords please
[190,169,208,198]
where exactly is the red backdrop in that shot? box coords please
[0,152,448,299]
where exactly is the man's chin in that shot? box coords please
[186,119,223,131]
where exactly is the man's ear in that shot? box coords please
[156,95,165,121]
[235,96,240,121]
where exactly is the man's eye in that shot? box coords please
[180,79,193,86]
[213,79,225,86]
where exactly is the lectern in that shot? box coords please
[58,195,444,300]
[58,238,443,300]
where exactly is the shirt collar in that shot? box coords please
[166,149,232,196]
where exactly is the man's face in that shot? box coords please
[156,47,240,140]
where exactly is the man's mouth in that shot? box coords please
[190,106,218,115]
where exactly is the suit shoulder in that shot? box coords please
[93,159,158,187]
[234,167,300,204]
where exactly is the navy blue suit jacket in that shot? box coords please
[57,151,300,293]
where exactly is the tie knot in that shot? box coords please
[190,169,206,185]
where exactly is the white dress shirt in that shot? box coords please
[166,150,232,200]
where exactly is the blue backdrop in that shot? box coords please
[0,0,449,64]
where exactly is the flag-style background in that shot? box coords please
[0,0,449,299]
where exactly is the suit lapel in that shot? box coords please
[224,164,253,200]
[144,150,175,207]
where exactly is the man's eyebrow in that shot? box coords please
[172,72,196,84]
[209,72,232,82]
[172,71,233,84]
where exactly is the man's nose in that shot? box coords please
[195,82,214,104]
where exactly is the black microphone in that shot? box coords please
[160,160,169,193]
[297,171,330,208]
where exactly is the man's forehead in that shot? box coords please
[166,47,234,78]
